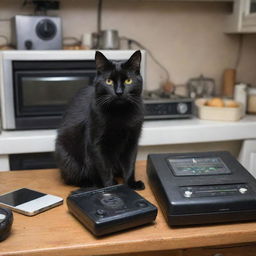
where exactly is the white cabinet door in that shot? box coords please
[226,0,256,33]
[242,0,256,30]
[239,139,256,178]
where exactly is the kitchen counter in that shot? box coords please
[1,161,256,256]
[0,116,256,171]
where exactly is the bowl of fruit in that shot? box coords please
[195,98,243,121]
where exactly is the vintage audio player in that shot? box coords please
[147,151,256,226]
[143,92,194,120]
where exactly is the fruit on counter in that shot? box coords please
[205,98,239,108]
[225,100,239,108]
[205,98,225,107]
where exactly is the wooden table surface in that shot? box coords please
[1,161,256,256]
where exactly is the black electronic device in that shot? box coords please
[143,91,194,120]
[67,184,157,236]
[0,207,13,242]
[147,151,256,226]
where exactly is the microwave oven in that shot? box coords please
[0,50,146,130]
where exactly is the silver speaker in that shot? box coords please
[11,15,62,50]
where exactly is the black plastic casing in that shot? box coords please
[147,151,256,226]
[67,185,157,236]
[0,208,13,242]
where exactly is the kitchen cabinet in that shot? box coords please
[238,139,256,177]
[226,0,256,33]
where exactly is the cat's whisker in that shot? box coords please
[126,95,142,112]
[96,95,111,108]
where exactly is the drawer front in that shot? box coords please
[183,243,256,256]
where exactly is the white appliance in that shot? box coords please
[0,50,146,130]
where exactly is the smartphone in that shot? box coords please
[0,188,63,216]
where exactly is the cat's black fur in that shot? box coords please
[55,50,145,190]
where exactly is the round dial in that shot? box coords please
[100,193,124,209]
[36,19,57,40]
[177,103,188,114]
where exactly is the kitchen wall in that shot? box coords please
[0,0,255,91]
[236,34,256,85]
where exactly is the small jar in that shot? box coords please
[234,83,247,116]
[247,86,256,114]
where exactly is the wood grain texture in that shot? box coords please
[1,161,256,256]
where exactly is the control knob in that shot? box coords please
[24,40,33,50]
[177,103,188,114]
[36,19,57,40]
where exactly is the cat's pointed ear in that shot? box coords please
[95,51,112,72]
[123,50,141,72]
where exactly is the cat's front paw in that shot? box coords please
[128,180,145,190]
[103,179,118,187]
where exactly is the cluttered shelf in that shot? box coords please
[0,115,256,155]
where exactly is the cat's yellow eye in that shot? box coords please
[124,78,133,85]
[105,79,113,85]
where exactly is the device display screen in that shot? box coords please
[0,188,45,207]
[167,157,231,176]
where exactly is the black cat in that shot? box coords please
[55,50,145,190]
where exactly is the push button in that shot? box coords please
[96,209,106,216]
[184,190,193,198]
[239,187,248,194]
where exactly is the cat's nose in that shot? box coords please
[116,92,123,96]
[115,86,123,96]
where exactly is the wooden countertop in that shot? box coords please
[1,161,256,256]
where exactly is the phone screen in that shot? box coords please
[0,188,45,206]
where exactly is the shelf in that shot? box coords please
[0,115,256,155]
[141,115,256,145]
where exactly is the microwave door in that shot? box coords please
[14,70,95,129]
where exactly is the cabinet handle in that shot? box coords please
[213,254,224,256]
